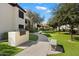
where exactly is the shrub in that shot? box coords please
[1,32,8,40]
[30,28,38,33]
[29,33,38,41]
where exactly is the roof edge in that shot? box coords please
[9,3,26,13]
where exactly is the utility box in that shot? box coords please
[8,31,29,46]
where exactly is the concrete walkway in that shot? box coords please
[16,33,50,56]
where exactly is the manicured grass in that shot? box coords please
[29,33,38,41]
[0,41,23,56]
[44,31,79,56]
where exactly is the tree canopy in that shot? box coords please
[26,10,44,24]
[48,3,79,28]
[48,3,79,40]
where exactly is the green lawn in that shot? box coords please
[29,33,38,41]
[44,31,79,56]
[0,41,23,56]
[0,33,38,56]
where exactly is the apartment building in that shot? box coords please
[0,3,30,34]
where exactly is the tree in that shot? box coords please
[48,3,79,41]
[59,4,79,41]
[26,10,44,31]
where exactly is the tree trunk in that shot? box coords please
[58,23,61,32]
[70,25,74,41]
[58,26,61,32]
[70,32,74,41]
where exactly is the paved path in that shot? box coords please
[16,33,50,56]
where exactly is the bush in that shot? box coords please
[30,28,38,33]
[1,32,8,40]
[39,28,50,31]
[29,33,38,41]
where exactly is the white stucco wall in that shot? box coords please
[0,3,15,34]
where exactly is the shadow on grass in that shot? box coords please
[63,32,70,35]
[74,36,79,41]
[44,31,56,33]
[56,44,65,53]
[43,33,52,37]
[50,44,65,53]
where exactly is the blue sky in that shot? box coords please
[19,3,59,23]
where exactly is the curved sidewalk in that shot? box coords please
[16,33,50,56]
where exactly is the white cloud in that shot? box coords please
[46,10,51,13]
[36,6,47,10]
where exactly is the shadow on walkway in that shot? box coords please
[19,40,38,47]
[18,33,49,47]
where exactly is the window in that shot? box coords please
[19,24,26,35]
[20,31,26,35]
[19,10,24,19]
[19,24,24,29]
[25,19,28,24]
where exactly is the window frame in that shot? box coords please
[19,10,24,19]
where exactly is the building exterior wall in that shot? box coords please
[0,3,15,34]
[0,3,26,34]
[14,7,26,31]
[0,3,30,46]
